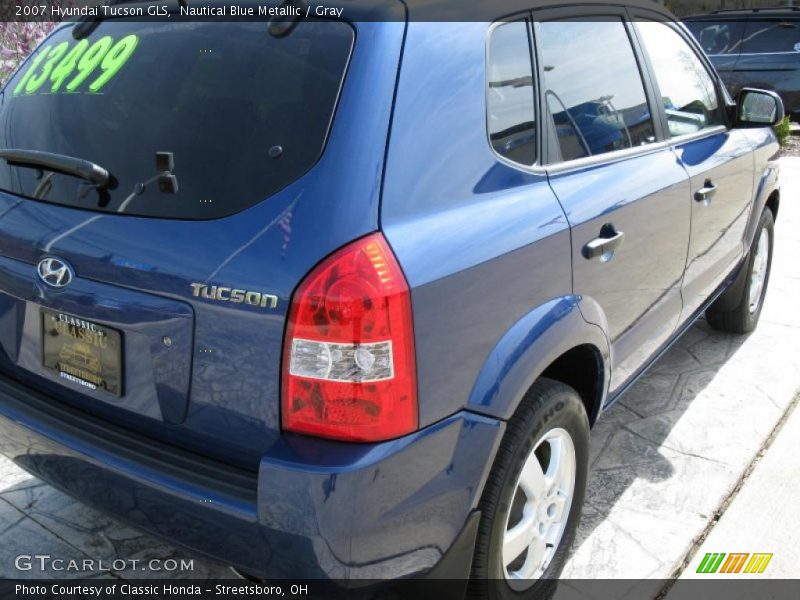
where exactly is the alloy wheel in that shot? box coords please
[502,427,576,586]
[748,229,770,314]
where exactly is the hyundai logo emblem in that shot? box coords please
[37,257,74,289]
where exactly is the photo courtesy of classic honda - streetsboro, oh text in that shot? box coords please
[0,0,788,596]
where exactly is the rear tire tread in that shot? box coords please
[469,378,589,600]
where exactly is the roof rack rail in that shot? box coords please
[710,6,800,13]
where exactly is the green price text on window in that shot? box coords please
[13,34,139,96]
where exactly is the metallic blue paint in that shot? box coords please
[548,150,691,393]
[258,412,502,578]
[466,297,609,423]
[382,22,576,429]
[0,383,502,579]
[744,128,781,246]
[675,130,755,323]
[0,20,406,468]
[0,6,782,581]
[0,254,194,423]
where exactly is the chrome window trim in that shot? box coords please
[707,51,800,57]
[544,140,670,176]
[484,15,730,179]
[492,148,550,177]
[538,15,663,175]
[484,18,544,174]
[543,125,728,176]
[667,124,728,146]
[736,51,800,57]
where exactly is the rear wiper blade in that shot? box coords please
[0,149,111,187]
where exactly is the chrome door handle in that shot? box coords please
[583,224,625,260]
[694,180,718,205]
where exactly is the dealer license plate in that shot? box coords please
[41,308,123,396]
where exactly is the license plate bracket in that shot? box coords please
[41,308,123,397]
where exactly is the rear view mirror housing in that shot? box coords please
[734,88,785,128]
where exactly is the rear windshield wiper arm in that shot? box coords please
[0,149,111,187]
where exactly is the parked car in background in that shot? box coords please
[0,0,785,596]
[684,7,800,120]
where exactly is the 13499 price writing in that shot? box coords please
[13,34,139,96]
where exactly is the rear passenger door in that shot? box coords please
[633,18,756,323]
[534,8,692,392]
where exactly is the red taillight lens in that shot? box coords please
[281,233,418,442]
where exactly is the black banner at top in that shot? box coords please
[1,0,796,23]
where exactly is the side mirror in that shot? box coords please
[735,88,784,127]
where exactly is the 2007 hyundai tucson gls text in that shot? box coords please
[0,0,783,595]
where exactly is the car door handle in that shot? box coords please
[582,224,625,260]
[694,180,718,205]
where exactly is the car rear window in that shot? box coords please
[740,19,800,54]
[0,20,354,220]
[684,20,745,55]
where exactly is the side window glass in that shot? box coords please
[637,21,724,137]
[539,18,656,163]
[488,20,537,166]
[685,21,745,55]
[741,20,800,54]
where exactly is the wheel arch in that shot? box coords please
[765,189,779,221]
[540,344,606,426]
[745,157,780,249]
[466,296,610,427]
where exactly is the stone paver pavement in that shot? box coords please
[677,399,800,581]
[561,157,800,585]
[0,159,798,583]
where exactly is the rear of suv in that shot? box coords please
[0,0,782,595]
[684,7,800,120]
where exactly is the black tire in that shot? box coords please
[469,378,590,600]
[706,208,775,334]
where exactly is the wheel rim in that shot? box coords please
[748,229,770,315]
[502,428,576,586]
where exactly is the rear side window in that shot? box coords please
[0,20,354,220]
[637,21,724,137]
[539,19,656,163]
[684,20,745,55]
[487,21,537,166]
[740,19,800,54]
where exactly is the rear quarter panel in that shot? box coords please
[381,23,603,426]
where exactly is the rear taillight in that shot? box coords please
[281,233,418,442]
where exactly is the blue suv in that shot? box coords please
[0,1,783,595]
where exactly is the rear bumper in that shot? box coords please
[0,374,503,579]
